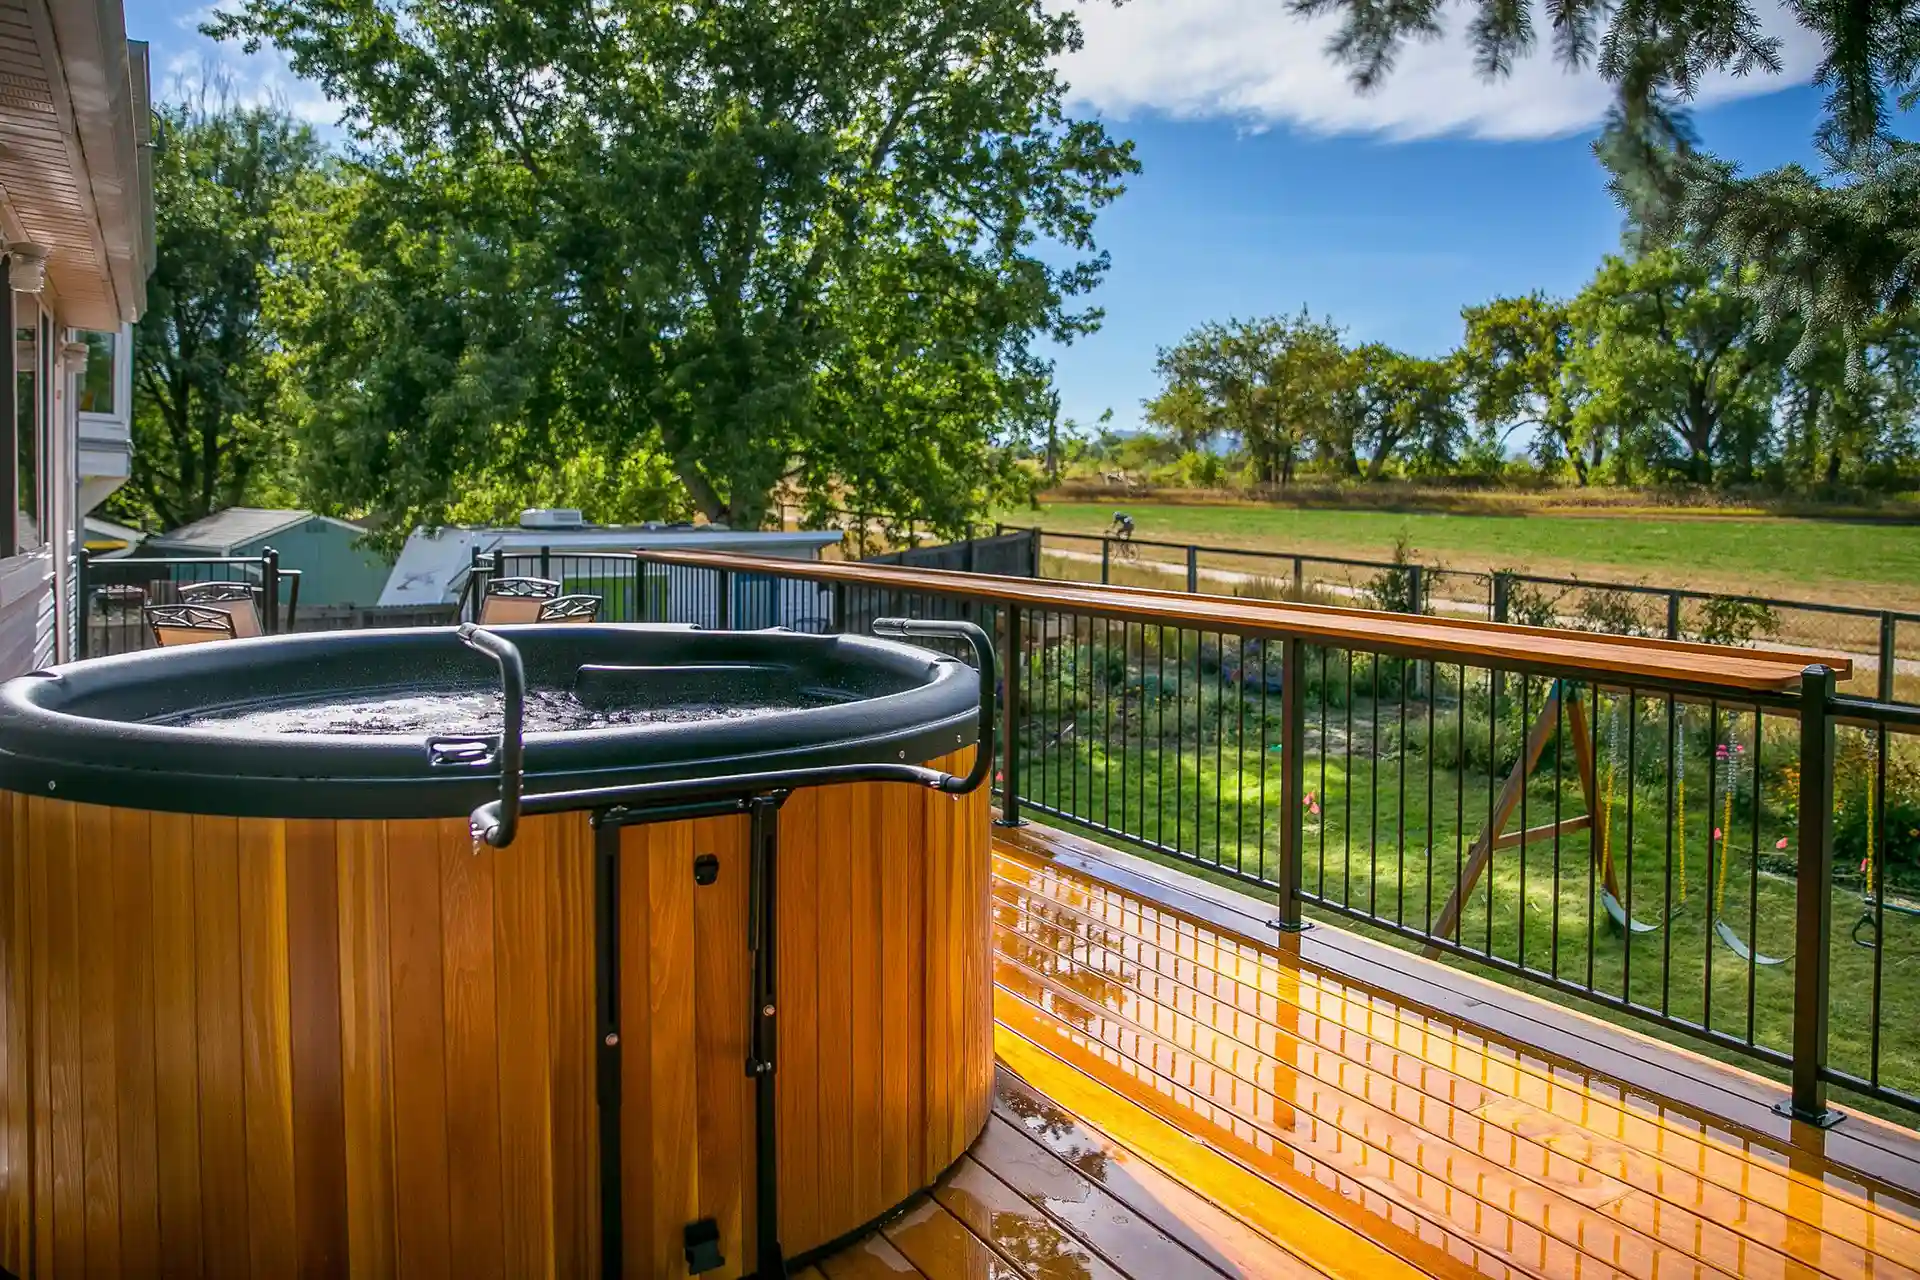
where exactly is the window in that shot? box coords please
[15,322,34,550]
[76,330,115,415]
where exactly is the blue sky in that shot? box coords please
[128,0,1828,434]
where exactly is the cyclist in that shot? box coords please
[1109,511,1135,542]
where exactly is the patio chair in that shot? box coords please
[537,594,602,623]
[479,576,561,625]
[144,604,238,647]
[178,580,264,638]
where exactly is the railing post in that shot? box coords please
[1667,592,1683,640]
[1406,564,1424,616]
[1100,537,1111,585]
[1270,635,1310,933]
[831,582,847,635]
[262,548,281,634]
[1879,613,1896,703]
[1186,546,1199,594]
[540,544,551,580]
[995,604,1027,828]
[1492,572,1510,624]
[1780,664,1841,1128]
[717,569,733,630]
[1290,555,1302,600]
[74,547,90,660]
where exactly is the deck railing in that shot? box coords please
[601,547,1920,1128]
[1010,525,1920,705]
[73,547,301,656]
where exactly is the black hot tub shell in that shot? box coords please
[0,622,983,820]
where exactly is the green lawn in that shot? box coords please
[1004,499,1920,610]
[1011,645,1920,1121]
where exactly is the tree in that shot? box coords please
[1776,317,1920,490]
[1290,0,1920,366]
[114,87,324,530]
[1457,294,1597,483]
[1566,250,1781,485]
[1370,352,1468,478]
[1148,311,1346,485]
[217,0,1135,537]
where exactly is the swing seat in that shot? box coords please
[1713,918,1789,967]
[1600,889,1678,935]
[1852,892,1920,949]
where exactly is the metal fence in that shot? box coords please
[625,550,1920,1127]
[1010,526,1920,705]
[75,547,302,657]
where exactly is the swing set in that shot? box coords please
[1428,680,1787,966]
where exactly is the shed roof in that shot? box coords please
[148,508,363,554]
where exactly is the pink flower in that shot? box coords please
[1713,828,1723,840]
[1776,838,1789,850]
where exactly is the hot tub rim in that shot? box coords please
[0,624,983,819]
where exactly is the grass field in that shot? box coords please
[1002,498,1920,610]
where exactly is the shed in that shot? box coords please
[147,507,395,607]
[380,518,844,624]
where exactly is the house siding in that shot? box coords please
[0,553,50,677]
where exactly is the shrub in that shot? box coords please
[1363,534,1432,615]
[1689,596,1781,648]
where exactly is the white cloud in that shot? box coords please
[1059,0,1822,141]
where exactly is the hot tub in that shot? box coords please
[0,621,995,1279]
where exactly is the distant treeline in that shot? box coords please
[1046,248,1919,496]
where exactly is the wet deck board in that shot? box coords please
[812,837,1920,1280]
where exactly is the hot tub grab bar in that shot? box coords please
[464,617,996,849]
[455,622,525,848]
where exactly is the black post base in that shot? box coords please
[1771,1099,1846,1129]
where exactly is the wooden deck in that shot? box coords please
[805,833,1920,1280]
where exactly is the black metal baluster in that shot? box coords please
[1344,651,1355,910]
[1446,664,1460,946]
[1551,685,1564,980]
[1704,700,1720,1034]
[1425,659,1436,936]
[1519,676,1531,969]
[1586,682,1600,992]
[1259,638,1270,884]
[1662,695,1677,1017]
[1214,630,1224,867]
[1398,656,1409,929]
[1746,708,1763,1045]
[1318,646,1329,902]
[1156,625,1167,851]
[1487,669,1499,955]
[1625,690,1638,1003]
[1870,724,1888,1090]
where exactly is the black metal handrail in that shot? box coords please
[617,547,1920,1131]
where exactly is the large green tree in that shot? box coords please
[1566,250,1781,484]
[218,0,1134,537]
[116,90,324,530]
[1148,312,1347,485]
[1290,0,1920,366]
[1457,294,1599,482]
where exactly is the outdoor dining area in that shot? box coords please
[141,573,602,646]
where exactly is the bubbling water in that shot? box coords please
[168,686,836,736]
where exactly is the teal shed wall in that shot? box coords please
[232,519,393,607]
